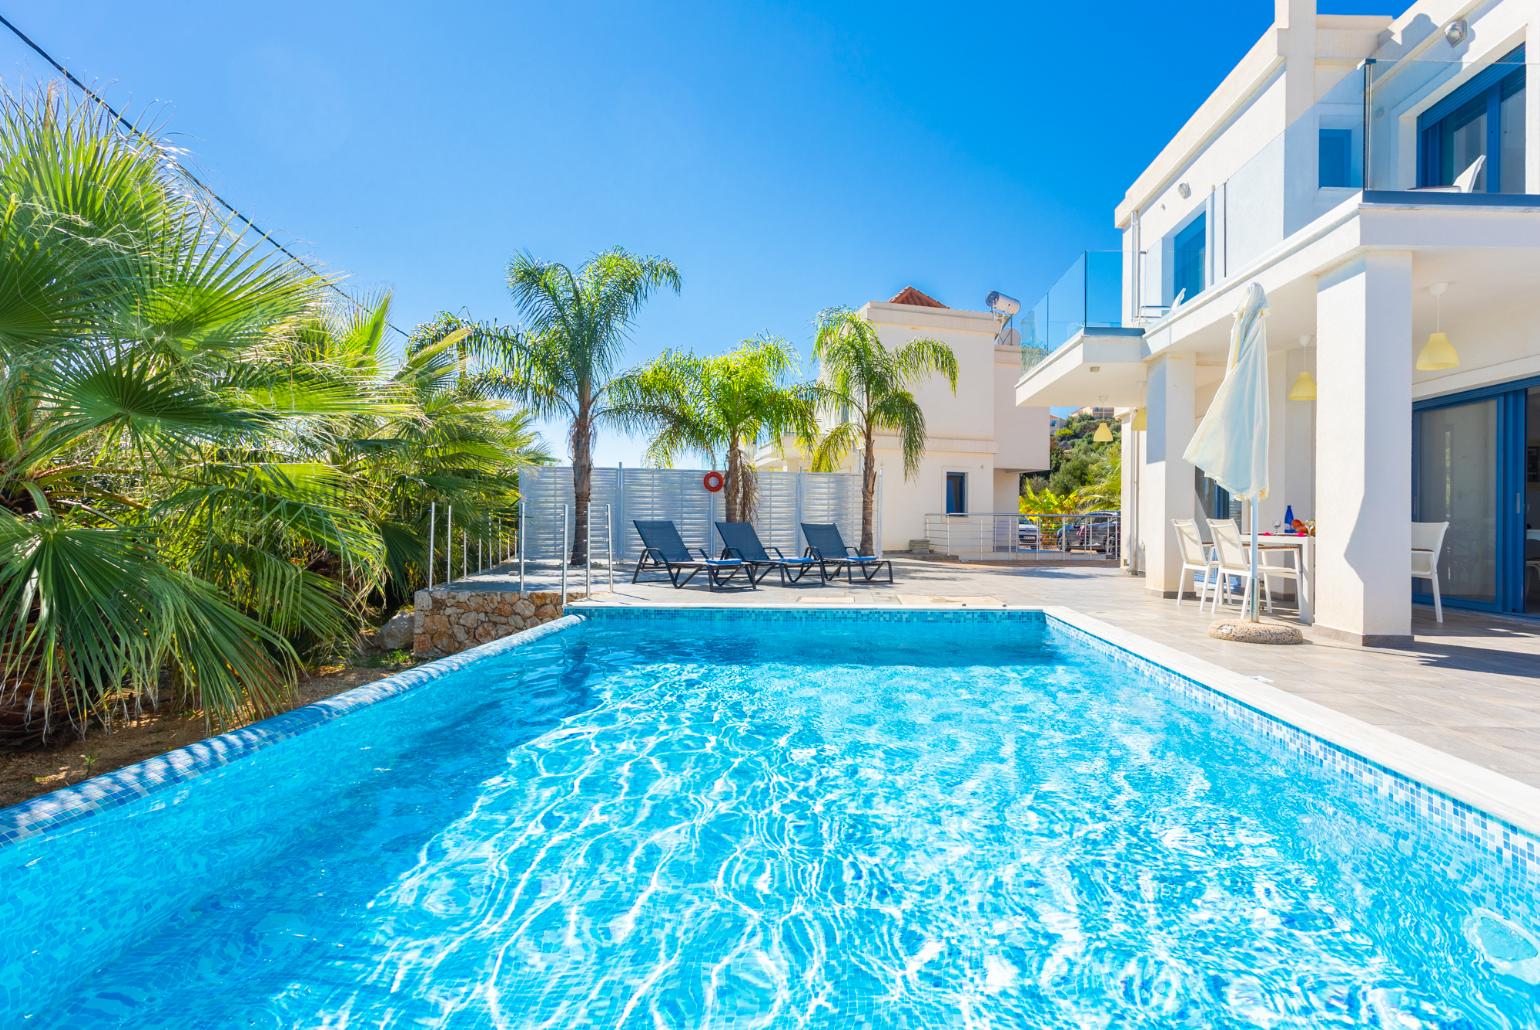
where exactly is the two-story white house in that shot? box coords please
[1016,0,1540,644]
[766,286,1050,551]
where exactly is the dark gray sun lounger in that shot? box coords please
[632,520,751,590]
[716,521,820,586]
[800,522,893,584]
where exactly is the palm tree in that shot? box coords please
[808,308,958,554]
[500,249,681,564]
[0,88,365,736]
[0,87,551,743]
[1075,446,1121,511]
[610,337,815,522]
[307,305,552,611]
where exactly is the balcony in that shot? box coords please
[1133,50,1536,322]
[1017,251,1129,374]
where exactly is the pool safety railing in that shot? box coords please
[922,512,1121,563]
[424,500,519,591]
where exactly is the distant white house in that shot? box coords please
[1016,0,1540,643]
[763,286,1049,551]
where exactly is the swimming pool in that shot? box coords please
[2,607,1538,1026]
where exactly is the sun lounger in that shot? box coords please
[715,521,819,586]
[799,522,893,584]
[632,520,751,590]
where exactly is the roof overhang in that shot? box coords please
[1014,328,1148,408]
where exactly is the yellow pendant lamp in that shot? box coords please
[1287,333,1316,401]
[1131,407,1147,431]
[1093,421,1114,443]
[1415,282,1459,371]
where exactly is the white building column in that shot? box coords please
[1120,413,1142,574]
[1139,353,1196,596]
[1314,252,1413,645]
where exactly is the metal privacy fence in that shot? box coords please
[518,466,874,564]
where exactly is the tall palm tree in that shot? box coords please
[610,337,816,522]
[808,308,958,555]
[501,249,681,564]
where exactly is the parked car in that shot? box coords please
[1017,519,1040,547]
[1075,511,1120,552]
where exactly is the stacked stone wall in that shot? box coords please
[412,589,584,657]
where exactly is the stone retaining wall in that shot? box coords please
[411,588,585,658]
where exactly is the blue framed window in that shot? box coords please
[1318,128,1355,187]
[945,472,967,514]
[1418,45,1526,193]
[1172,213,1206,302]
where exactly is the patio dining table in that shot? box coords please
[1242,532,1314,625]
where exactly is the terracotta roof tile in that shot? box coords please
[886,285,947,308]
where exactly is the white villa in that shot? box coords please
[1015,0,1540,645]
[764,287,1048,551]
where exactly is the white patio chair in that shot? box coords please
[1411,521,1450,623]
[1171,519,1218,608]
[1205,519,1302,616]
[1412,155,1486,195]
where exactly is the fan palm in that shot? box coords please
[499,249,681,564]
[610,337,815,522]
[0,88,364,736]
[0,88,550,742]
[339,308,552,607]
[808,308,958,554]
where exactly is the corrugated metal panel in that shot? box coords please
[519,466,870,563]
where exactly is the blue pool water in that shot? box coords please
[3,609,1539,1027]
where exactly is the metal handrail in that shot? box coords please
[921,511,1120,562]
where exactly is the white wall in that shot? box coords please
[871,446,994,548]
[994,344,1050,471]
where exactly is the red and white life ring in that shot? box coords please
[702,471,725,493]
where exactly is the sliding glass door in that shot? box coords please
[1414,398,1500,606]
[1414,382,1533,615]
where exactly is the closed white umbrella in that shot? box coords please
[1184,282,1269,621]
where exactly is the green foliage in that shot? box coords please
[610,337,816,521]
[495,249,681,564]
[0,87,547,738]
[808,308,959,554]
[1029,413,1121,501]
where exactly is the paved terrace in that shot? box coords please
[482,557,1540,791]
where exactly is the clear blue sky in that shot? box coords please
[1,1,1389,465]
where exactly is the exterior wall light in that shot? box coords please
[1415,282,1460,371]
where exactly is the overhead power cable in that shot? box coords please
[0,12,410,339]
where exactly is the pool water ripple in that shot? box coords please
[4,615,1539,1027]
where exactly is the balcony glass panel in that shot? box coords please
[1018,251,1123,373]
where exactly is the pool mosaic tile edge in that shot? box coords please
[0,616,585,846]
[1037,606,1540,883]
